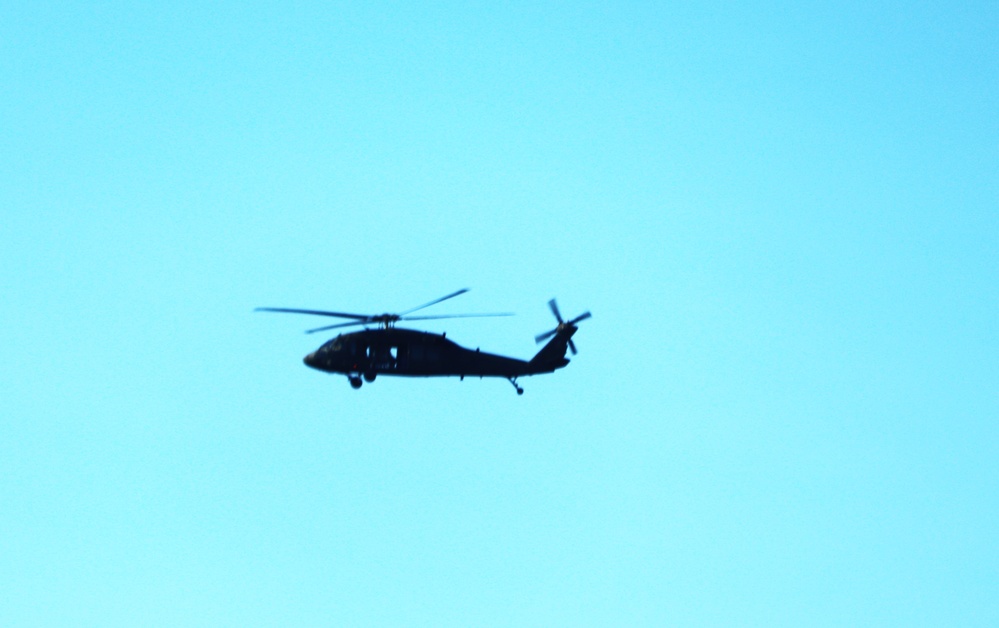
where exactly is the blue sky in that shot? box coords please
[2,1,997,625]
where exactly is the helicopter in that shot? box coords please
[256,289,591,394]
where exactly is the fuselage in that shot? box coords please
[303,327,568,378]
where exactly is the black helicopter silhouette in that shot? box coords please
[256,289,590,394]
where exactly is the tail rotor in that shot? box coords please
[534,298,591,355]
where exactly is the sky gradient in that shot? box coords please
[3,2,997,625]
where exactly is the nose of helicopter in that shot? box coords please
[303,351,319,369]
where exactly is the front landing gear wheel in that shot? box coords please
[508,378,524,395]
[363,371,377,383]
[349,376,363,389]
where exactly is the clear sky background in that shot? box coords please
[2,2,997,625]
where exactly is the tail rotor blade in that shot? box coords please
[548,299,564,323]
[535,328,558,344]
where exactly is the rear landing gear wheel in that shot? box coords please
[363,371,377,383]
[349,376,363,389]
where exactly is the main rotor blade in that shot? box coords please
[306,320,370,334]
[401,312,514,322]
[548,299,564,323]
[569,311,592,325]
[399,288,470,316]
[255,307,370,320]
[568,339,577,355]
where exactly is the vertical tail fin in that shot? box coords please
[529,327,576,367]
